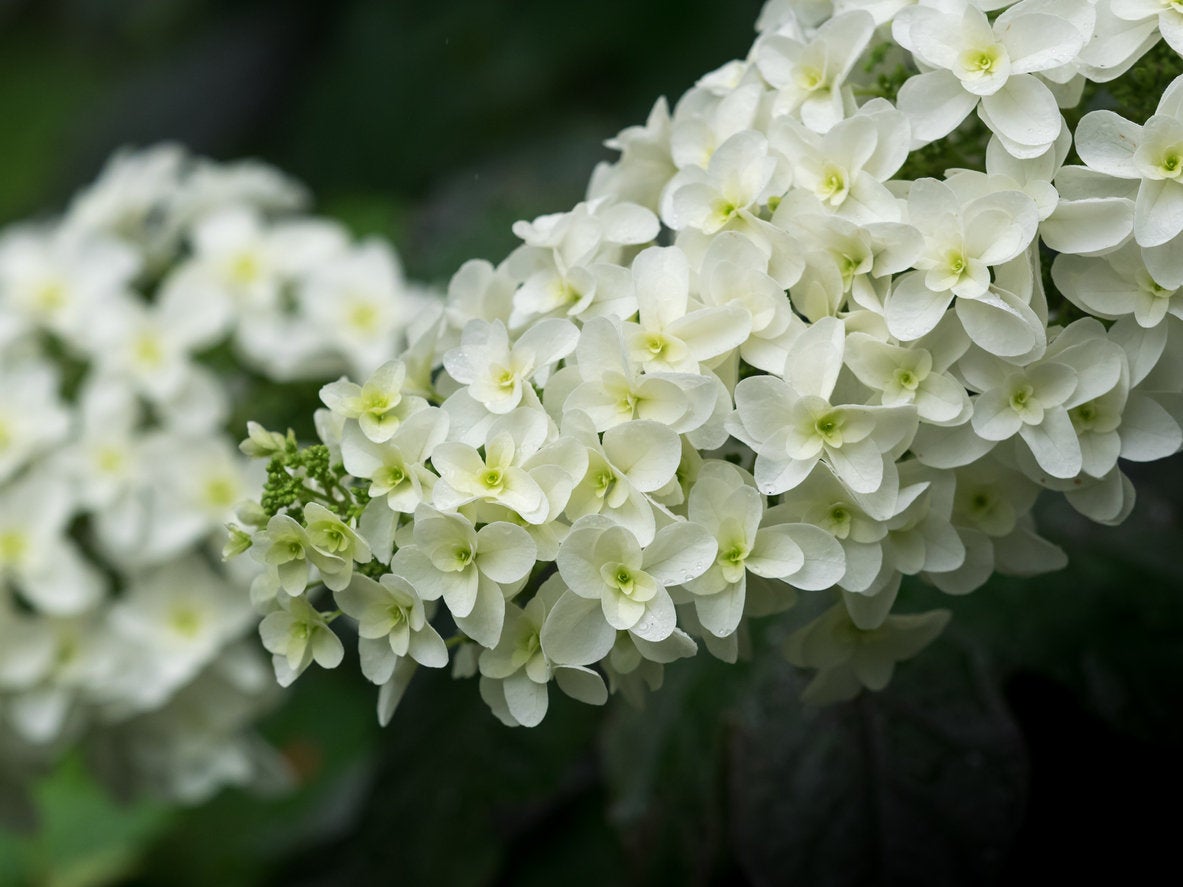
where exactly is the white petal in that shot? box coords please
[476,522,537,584]
[1119,392,1183,461]
[694,583,746,638]
[896,70,978,146]
[502,671,549,727]
[408,626,449,669]
[972,389,1024,441]
[1018,407,1082,478]
[1075,110,1141,178]
[979,75,1061,153]
[629,588,677,642]
[1134,178,1183,247]
[644,521,718,586]
[540,590,616,666]
[785,315,845,399]
[955,289,1045,359]
[886,273,953,341]
[826,440,885,495]
[603,421,682,492]
[554,665,608,705]
[454,574,507,648]
[1041,197,1135,255]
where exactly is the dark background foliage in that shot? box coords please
[1,1,1181,884]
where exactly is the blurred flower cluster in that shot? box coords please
[0,144,427,823]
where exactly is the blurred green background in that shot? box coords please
[0,0,762,282]
[1,1,1182,885]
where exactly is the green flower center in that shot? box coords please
[204,477,238,509]
[612,567,636,596]
[1071,401,1100,430]
[961,45,1002,77]
[594,469,616,498]
[348,300,379,331]
[363,390,394,414]
[378,464,406,487]
[1009,385,1034,411]
[893,367,920,391]
[795,66,825,91]
[723,544,747,566]
[814,411,844,446]
[388,604,407,627]
[171,607,203,638]
[35,281,66,312]
[230,252,262,285]
[0,530,28,564]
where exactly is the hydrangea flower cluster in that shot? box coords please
[0,144,427,817]
[235,0,1183,728]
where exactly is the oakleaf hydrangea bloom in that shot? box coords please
[229,0,1183,737]
[0,144,428,819]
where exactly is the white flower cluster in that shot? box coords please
[0,144,426,815]
[238,0,1183,728]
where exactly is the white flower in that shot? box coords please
[558,316,720,435]
[0,226,138,347]
[894,0,1087,157]
[562,411,683,547]
[754,10,877,132]
[391,506,535,647]
[663,130,788,234]
[336,573,449,671]
[320,359,428,443]
[730,317,918,508]
[1054,242,1183,328]
[771,100,910,223]
[1073,75,1183,279]
[443,318,578,414]
[107,558,254,712]
[0,474,102,616]
[885,178,1042,351]
[430,409,553,524]
[961,324,1126,478]
[588,98,676,210]
[622,245,750,374]
[696,231,798,372]
[258,595,343,687]
[340,408,448,513]
[555,516,716,643]
[1112,0,1183,55]
[253,514,318,597]
[302,502,372,592]
[844,327,971,425]
[0,357,70,484]
[186,205,347,314]
[785,604,951,704]
[478,576,607,728]
[299,240,413,379]
[62,143,186,244]
[683,461,845,637]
